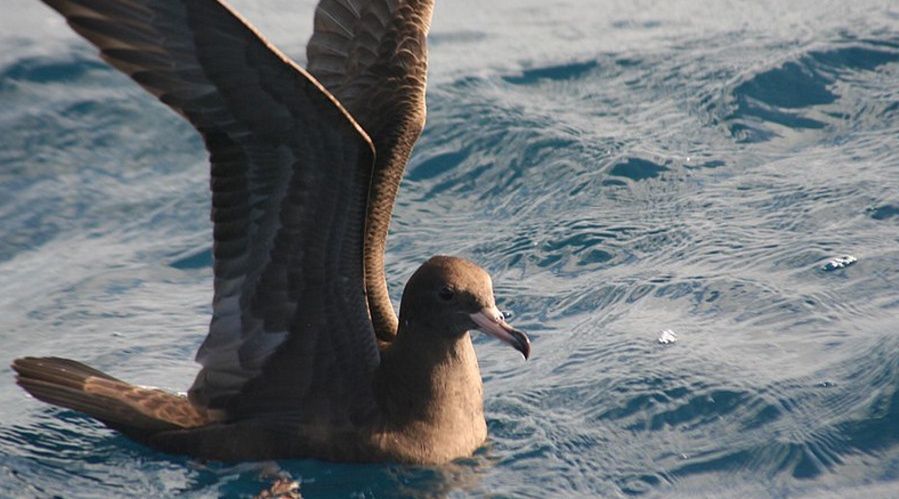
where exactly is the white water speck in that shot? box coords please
[658,329,678,344]
[823,255,857,271]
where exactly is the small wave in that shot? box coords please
[665,336,899,482]
[502,60,599,85]
[715,42,899,143]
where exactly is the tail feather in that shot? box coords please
[12,357,213,437]
[13,356,120,384]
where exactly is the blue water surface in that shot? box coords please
[1,0,899,497]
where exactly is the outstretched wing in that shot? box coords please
[307,0,435,342]
[40,0,380,423]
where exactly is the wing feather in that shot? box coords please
[307,0,435,343]
[40,0,380,422]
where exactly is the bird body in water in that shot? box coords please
[13,0,530,465]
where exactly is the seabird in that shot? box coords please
[12,0,530,465]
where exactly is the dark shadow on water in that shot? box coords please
[407,150,468,181]
[170,247,212,269]
[684,160,726,170]
[867,204,899,220]
[607,158,669,181]
[0,56,109,90]
[735,60,837,110]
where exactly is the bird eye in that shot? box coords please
[438,286,455,301]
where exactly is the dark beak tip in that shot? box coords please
[512,329,531,360]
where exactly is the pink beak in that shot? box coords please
[469,307,531,359]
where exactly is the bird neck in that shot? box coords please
[375,323,485,428]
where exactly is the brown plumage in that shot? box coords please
[13,357,213,436]
[13,0,530,465]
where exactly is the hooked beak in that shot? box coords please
[469,307,531,359]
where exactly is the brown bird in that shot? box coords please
[12,0,530,465]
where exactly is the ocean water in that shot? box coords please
[1,0,898,497]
